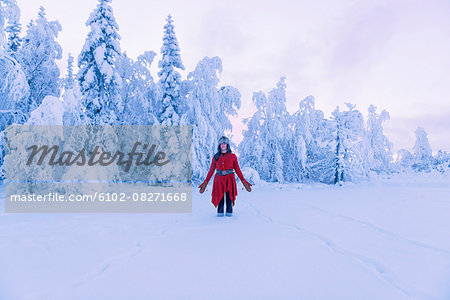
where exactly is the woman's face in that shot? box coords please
[220,143,227,152]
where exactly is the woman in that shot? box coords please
[198,136,252,217]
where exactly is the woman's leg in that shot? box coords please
[217,196,225,214]
[225,191,232,214]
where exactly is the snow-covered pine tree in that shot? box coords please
[366,105,393,173]
[158,14,185,125]
[77,0,123,125]
[412,127,432,172]
[63,53,75,90]
[4,4,21,55]
[75,0,123,191]
[312,112,342,184]
[315,104,366,185]
[116,52,133,106]
[0,1,8,49]
[62,53,87,125]
[17,6,62,114]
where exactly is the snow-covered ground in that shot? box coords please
[1,173,450,300]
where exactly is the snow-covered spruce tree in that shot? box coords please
[17,6,62,114]
[116,51,159,125]
[315,104,366,185]
[183,56,241,182]
[157,14,185,125]
[62,53,87,125]
[76,0,123,189]
[77,0,123,125]
[4,5,21,55]
[312,115,342,184]
[366,105,393,173]
[412,127,432,172]
[63,53,75,90]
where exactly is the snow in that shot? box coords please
[25,95,64,125]
[93,43,105,67]
[1,172,449,299]
[84,66,95,84]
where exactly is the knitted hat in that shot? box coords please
[218,136,230,145]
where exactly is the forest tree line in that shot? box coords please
[1,0,448,184]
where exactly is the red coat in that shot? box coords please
[202,152,250,207]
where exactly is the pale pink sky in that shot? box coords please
[17,0,450,153]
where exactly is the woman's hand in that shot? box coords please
[198,181,208,194]
[242,180,252,192]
